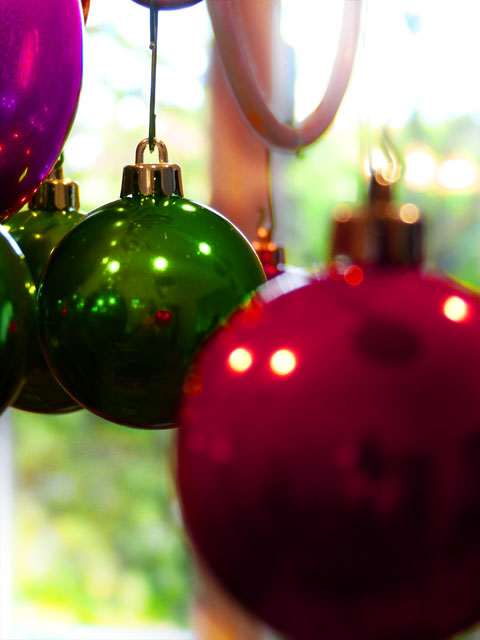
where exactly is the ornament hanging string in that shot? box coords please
[358,0,403,184]
[206,0,363,151]
[53,152,64,176]
[262,149,277,240]
[376,126,404,183]
[265,147,274,232]
[149,0,159,152]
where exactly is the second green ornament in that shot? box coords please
[7,159,85,414]
[38,139,266,428]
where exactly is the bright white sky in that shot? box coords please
[69,0,480,168]
[282,0,480,127]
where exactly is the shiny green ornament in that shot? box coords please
[39,139,266,428]
[7,162,85,414]
[0,226,35,411]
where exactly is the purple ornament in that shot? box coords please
[131,0,203,9]
[0,0,83,218]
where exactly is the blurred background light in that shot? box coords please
[436,157,478,192]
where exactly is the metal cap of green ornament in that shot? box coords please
[38,139,266,429]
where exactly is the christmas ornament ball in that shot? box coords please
[178,268,480,640]
[0,0,82,218]
[38,191,265,428]
[131,0,203,9]
[6,173,85,414]
[0,226,35,411]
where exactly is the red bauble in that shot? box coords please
[178,268,480,640]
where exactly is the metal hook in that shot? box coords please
[135,138,169,164]
[149,0,159,152]
[48,152,65,180]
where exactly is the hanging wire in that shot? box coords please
[378,126,404,183]
[357,0,375,177]
[149,0,159,152]
[255,148,275,238]
[54,152,64,170]
[360,0,404,184]
[264,148,275,230]
[49,152,64,180]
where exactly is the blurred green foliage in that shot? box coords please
[283,115,480,290]
[12,409,192,628]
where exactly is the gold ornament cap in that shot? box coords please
[30,161,80,211]
[121,138,184,198]
[252,226,285,269]
[330,174,424,268]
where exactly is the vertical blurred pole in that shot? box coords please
[270,2,295,250]
[203,2,274,636]
[209,0,274,241]
[0,410,14,640]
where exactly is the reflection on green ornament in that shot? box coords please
[38,139,265,428]
[7,163,85,413]
[0,226,35,412]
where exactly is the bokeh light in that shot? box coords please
[227,347,253,373]
[269,349,297,376]
[442,296,471,323]
[404,149,436,189]
[437,157,478,192]
[344,265,364,286]
[399,203,420,224]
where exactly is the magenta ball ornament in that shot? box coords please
[178,268,480,640]
[131,0,202,9]
[0,0,83,218]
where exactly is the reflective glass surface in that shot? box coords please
[38,194,265,428]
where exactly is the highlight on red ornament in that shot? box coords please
[178,268,480,640]
[344,264,363,286]
[268,348,296,376]
[227,347,253,374]
[442,295,472,323]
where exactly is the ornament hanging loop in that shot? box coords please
[136,137,169,164]
[121,138,183,198]
[51,152,65,180]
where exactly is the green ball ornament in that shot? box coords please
[7,162,85,414]
[38,139,266,428]
[0,226,35,411]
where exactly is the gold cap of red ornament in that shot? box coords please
[252,226,286,279]
[330,172,424,268]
